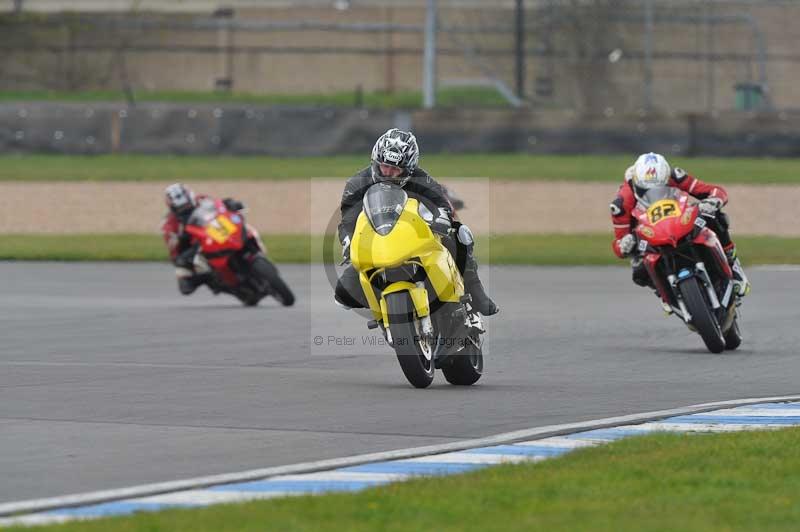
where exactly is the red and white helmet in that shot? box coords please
[632,152,671,193]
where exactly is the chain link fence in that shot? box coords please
[0,1,798,115]
[440,0,799,114]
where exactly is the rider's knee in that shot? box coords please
[631,261,652,288]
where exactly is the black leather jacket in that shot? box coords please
[337,166,454,246]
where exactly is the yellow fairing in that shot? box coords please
[352,198,464,322]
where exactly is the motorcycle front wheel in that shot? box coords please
[724,317,743,350]
[385,292,435,389]
[252,256,295,307]
[679,277,725,353]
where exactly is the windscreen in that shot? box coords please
[186,200,218,227]
[638,186,678,208]
[363,183,408,236]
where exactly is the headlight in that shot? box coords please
[418,202,434,223]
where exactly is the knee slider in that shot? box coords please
[457,224,474,246]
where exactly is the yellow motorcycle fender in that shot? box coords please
[380,281,430,327]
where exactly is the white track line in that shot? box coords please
[136,490,294,506]
[404,453,539,465]
[516,437,600,448]
[269,472,408,483]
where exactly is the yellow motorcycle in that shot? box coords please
[350,183,486,388]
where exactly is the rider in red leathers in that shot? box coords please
[610,153,750,297]
[161,183,244,295]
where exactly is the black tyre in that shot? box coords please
[385,293,435,389]
[679,277,725,354]
[724,318,742,351]
[240,294,262,307]
[442,340,483,386]
[252,256,295,307]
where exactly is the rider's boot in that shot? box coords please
[334,264,366,310]
[176,267,203,295]
[725,244,750,297]
[463,267,499,316]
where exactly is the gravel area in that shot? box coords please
[1,180,796,236]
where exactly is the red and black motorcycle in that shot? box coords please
[184,198,295,307]
[633,186,742,353]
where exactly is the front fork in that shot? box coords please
[646,252,722,325]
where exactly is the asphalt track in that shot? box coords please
[1,262,798,504]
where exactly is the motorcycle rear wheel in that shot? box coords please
[252,256,295,307]
[385,292,435,389]
[442,340,483,386]
[679,277,725,354]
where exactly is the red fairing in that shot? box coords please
[632,193,695,247]
[693,227,734,279]
[183,198,247,287]
[643,252,671,303]
[609,170,728,258]
[632,187,733,302]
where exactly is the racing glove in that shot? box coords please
[698,197,724,216]
[223,198,245,212]
[430,207,453,236]
[618,234,637,256]
[340,234,351,264]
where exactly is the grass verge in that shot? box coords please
[0,87,511,109]
[0,154,798,183]
[11,427,800,532]
[0,234,797,265]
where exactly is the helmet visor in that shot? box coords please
[372,161,410,186]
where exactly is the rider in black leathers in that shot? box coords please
[334,128,498,316]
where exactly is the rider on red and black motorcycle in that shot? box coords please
[161,183,244,295]
[610,153,750,296]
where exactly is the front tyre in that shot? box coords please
[442,340,483,386]
[252,256,295,307]
[679,277,725,354]
[385,293,435,389]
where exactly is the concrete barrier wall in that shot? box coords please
[2,103,800,157]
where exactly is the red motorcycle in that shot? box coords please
[184,198,295,307]
[633,186,742,353]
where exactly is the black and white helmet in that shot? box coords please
[370,128,420,187]
[164,183,196,219]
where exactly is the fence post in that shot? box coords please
[214,7,235,92]
[643,0,654,112]
[423,0,438,109]
[515,0,526,99]
[705,0,715,114]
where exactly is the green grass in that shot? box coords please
[12,428,800,532]
[0,87,510,108]
[0,154,798,183]
[0,234,312,263]
[0,233,797,265]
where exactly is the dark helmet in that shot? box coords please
[370,128,420,187]
[164,183,197,219]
